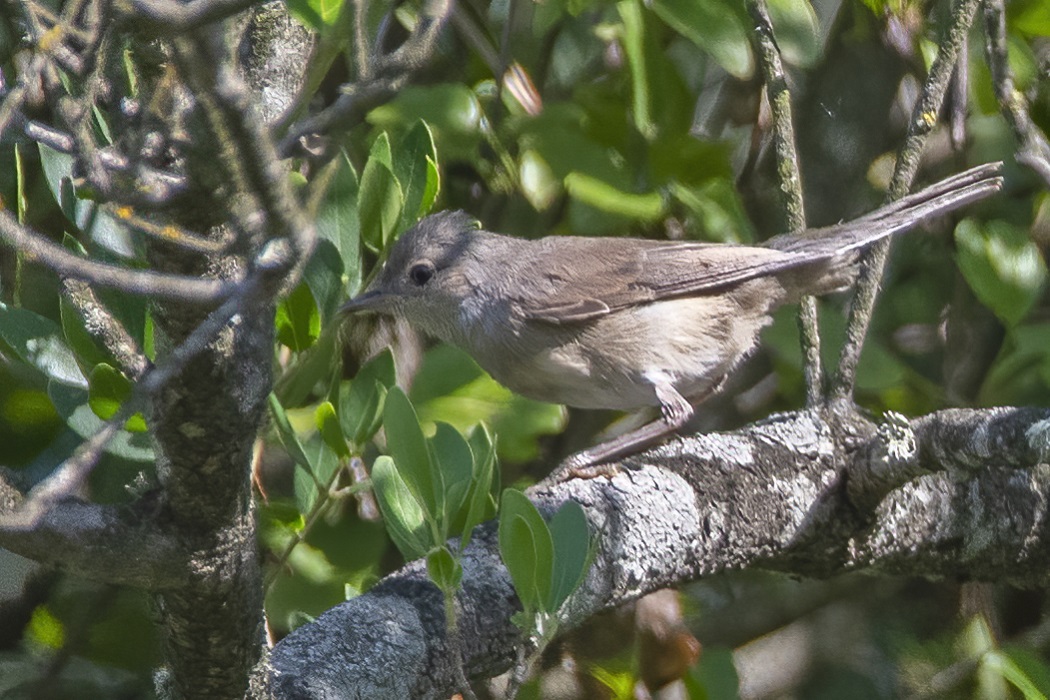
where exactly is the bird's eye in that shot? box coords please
[409,261,435,287]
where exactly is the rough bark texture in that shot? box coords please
[144,7,312,699]
[268,406,1050,699]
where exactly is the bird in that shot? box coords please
[341,162,1003,470]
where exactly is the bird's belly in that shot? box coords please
[499,344,657,410]
[482,295,772,411]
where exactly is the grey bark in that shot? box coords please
[267,406,1050,699]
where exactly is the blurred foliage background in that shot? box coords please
[1,0,1049,697]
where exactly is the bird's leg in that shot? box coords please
[549,378,694,482]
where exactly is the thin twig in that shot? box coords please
[2,241,293,530]
[746,0,822,406]
[116,0,258,34]
[277,0,454,158]
[352,0,373,80]
[0,209,233,302]
[832,0,982,402]
[171,30,315,276]
[982,0,1050,188]
[60,278,150,379]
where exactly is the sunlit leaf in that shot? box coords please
[428,422,473,533]
[275,283,321,352]
[564,171,666,221]
[48,380,153,462]
[268,392,313,469]
[426,546,462,593]
[314,150,361,293]
[499,489,553,615]
[955,219,1047,327]
[315,401,350,459]
[359,134,404,252]
[372,455,432,560]
[88,363,146,432]
[650,0,752,78]
[341,348,396,445]
[0,304,86,388]
[395,121,440,228]
[383,387,438,520]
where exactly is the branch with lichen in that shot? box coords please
[832,0,983,402]
[745,0,823,407]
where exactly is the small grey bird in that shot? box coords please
[342,163,1002,469]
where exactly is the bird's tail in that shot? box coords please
[767,162,1004,256]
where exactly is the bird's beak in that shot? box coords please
[339,289,387,315]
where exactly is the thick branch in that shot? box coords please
[0,495,185,589]
[268,406,1050,698]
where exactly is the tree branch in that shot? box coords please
[0,209,233,302]
[267,405,1050,698]
[982,0,1050,188]
[832,0,983,401]
[745,0,822,407]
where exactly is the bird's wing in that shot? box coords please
[517,239,813,324]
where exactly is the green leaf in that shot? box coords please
[292,435,340,513]
[38,144,77,222]
[460,424,498,549]
[370,131,393,168]
[0,304,86,388]
[564,171,666,221]
[359,135,404,252]
[47,380,154,462]
[285,0,346,30]
[1000,646,1050,698]
[955,219,1047,327]
[340,348,396,445]
[275,327,340,407]
[685,646,741,700]
[617,0,655,139]
[372,455,432,560]
[268,392,314,469]
[519,149,560,212]
[302,239,344,324]
[546,500,591,611]
[1015,0,1050,38]
[293,460,320,513]
[411,345,566,463]
[87,363,146,432]
[767,0,821,68]
[985,651,1048,700]
[395,121,441,229]
[275,282,321,352]
[428,422,474,533]
[367,85,482,161]
[499,489,553,615]
[383,387,438,520]
[315,401,350,459]
[320,154,363,295]
[426,546,463,594]
[669,179,755,243]
[421,156,440,218]
[650,0,753,78]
